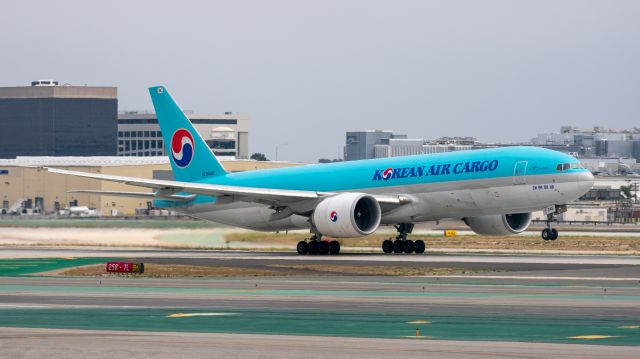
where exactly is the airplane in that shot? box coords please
[46,86,594,255]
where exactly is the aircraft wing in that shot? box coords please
[47,167,319,204]
[47,167,411,208]
[66,190,196,202]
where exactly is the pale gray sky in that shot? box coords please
[2,1,639,162]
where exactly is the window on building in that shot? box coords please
[144,131,150,137]
[132,141,137,150]
[151,141,156,149]
[131,132,137,138]
[144,141,150,149]
[156,131,162,137]
[157,140,163,149]
[124,132,130,138]
[205,139,236,150]
[137,131,143,137]
[118,131,123,137]
[144,151,150,156]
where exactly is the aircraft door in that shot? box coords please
[513,161,527,184]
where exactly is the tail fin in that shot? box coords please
[148,85,227,182]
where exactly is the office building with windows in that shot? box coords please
[117,112,250,159]
[0,81,117,158]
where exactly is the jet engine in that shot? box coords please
[463,213,532,236]
[312,193,382,237]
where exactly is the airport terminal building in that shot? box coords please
[0,81,118,158]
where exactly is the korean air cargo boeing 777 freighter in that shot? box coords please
[48,86,594,255]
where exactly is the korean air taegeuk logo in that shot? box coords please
[171,128,195,168]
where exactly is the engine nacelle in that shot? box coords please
[464,213,532,236]
[312,193,382,238]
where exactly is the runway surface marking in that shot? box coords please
[0,307,637,346]
[0,257,116,276]
[167,312,240,318]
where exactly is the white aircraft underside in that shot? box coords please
[181,171,593,231]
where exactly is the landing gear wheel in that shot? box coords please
[541,228,551,241]
[328,240,341,255]
[318,240,329,255]
[404,240,415,253]
[550,228,558,241]
[308,241,319,254]
[296,241,308,255]
[382,239,394,254]
[414,240,425,254]
[393,240,404,254]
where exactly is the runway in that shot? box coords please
[1,249,639,357]
[3,327,639,359]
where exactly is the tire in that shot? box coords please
[308,241,319,255]
[328,240,340,255]
[296,241,308,255]
[382,239,394,254]
[550,228,558,241]
[541,228,551,240]
[393,240,404,254]
[404,240,415,253]
[318,241,329,255]
[414,240,425,254]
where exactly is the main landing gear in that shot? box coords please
[541,205,566,241]
[297,234,340,255]
[382,223,425,254]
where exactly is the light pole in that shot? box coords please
[275,143,288,161]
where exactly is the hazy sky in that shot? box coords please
[2,1,639,162]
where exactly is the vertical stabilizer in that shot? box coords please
[148,86,227,182]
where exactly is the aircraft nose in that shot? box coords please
[576,171,595,194]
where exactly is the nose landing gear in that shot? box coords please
[541,227,558,241]
[382,223,425,254]
[541,205,566,241]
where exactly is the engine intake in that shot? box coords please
[312,193,382,238]
[464,213,532,236]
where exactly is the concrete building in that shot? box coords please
[117,112,250,159]
[345,130,395,161]
[346,130,476,161]
[0,81,117,158]
[532,126,640,160]
[0,157,299,215]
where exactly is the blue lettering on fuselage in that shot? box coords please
[372,160,499,181]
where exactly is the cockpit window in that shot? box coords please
[557,162,584,171]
